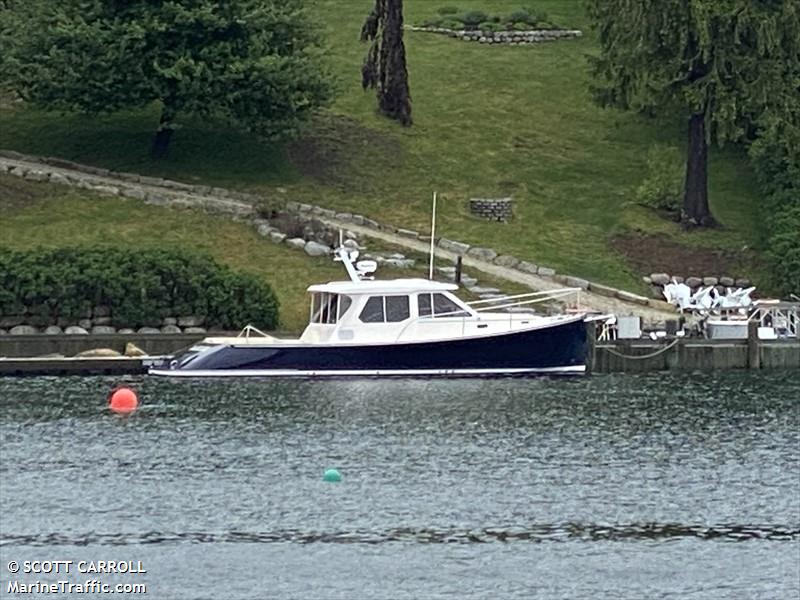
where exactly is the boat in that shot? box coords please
[148,247,588,378]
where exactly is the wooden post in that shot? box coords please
[585,321,596,374]
[455,255,462,284]
[747,320,760,370]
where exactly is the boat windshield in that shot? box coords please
[310,293,352,324]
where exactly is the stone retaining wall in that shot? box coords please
[469,197,512,222]
[644,272,754,300]
[408,26,582,44]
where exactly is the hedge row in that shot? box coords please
[749,117,800,297]
[0,247,279,330]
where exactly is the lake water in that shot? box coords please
[1,372,798,599]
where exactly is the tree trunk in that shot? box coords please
[681,112,715,227]
[150,104,175,159]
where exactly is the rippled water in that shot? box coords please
[1,373,799,599]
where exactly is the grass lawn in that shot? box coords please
[0,0,766,292]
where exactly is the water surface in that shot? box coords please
[1,372,798,599]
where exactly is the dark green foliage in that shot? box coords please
[460,10,489,28]
[749,112,800,296]
[508,10,534,25]
[361,0,412,126]
[437,6,459,15]
[0,0,335,158]
[635,145,684,215]
[587,0,800,228]
[0,247,280,330]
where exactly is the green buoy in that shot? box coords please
[323,468,342,482]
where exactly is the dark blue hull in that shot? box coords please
[150,316,587,377]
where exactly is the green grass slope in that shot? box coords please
[0,0,764,292]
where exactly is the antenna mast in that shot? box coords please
[428,191,437,280]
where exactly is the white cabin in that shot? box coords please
[299,277,554,345]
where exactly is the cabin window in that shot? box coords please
[359,296,385,323]
[359,295,410,323]
[418,293,469,318]
[385,296,410,322]
[310,293,347,324]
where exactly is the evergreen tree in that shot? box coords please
[587,0,800,227]
[361,0,412,126]
[1,0,335,158]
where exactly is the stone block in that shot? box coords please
[10,325,38,335]
[685,277,703,288]
[650,273,670,286]
[269,231,286,244]
[24,170,49,182]
[78,318,92,330]
[178,316,205,327]
[363,218,380,229]
[335,212,353,222]
[564,276,590,290]
[92,317,112,326]
[286,237,306,250]
[161,324,182,334]
[735,279,752,288]
[257,224,275,237]
[702,277,719,286]
[493,255,520,268]
[44,326,64,335]
[184,327,208,334]
[438,238,470,255]
[467,247,498,262]
[304,241,330,256]
[64,326,89,335]
[587,282,619,298]
[121,187,147,200]
[719,277,735,287]
[49,173,70,186]
[616,290,650,305]
[91,325,117,334]
[516,261,538,274]
[137,327,161,334]
[398,229,420,239]
[537,266,556,277]
[352,214,365,225]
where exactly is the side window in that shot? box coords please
[432,293,468,318]
[338,295,352,319]
[385,296,410,322]
[418,293,432,317]
[359,296,384,323]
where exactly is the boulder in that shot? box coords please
[137,327,161,334]
[735,278,751,288]
[257,224,275,237]
[124,343,147,357]
[650,273,670,286]
[304,240,330,257]
[537,266,556,277]
[467,247,498,262]
[286,237,306,250]
[44,326,64,335]
[91,325,117,334]
[461,275,478,287]
[162,317,178,326]
[161,324,182,334]
[719,276,735,287]
[269,231,286,244]
[702,276,719,287]
[438,238,470,255]
[92,316,112,326]
[493,255,520,268]
[78,318,92,330]
[685,277,703,288]
[118,328,135,334]
[64,326,89,335]
[10,325,38,335]
[178,316,205,327]
[516,261,538,274]
[76,348,121,358]
[184,327,208,334]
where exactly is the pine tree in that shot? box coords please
[587,0,800,227]
[360,0,412,126]
[1,0,336,158]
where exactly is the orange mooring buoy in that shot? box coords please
[109,387,138,414]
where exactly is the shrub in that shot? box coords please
[512,22,531,31]
[460,10,489,28]
[478,21,501,32]
[0,247,280,330]
[635,145,684,215]
[439,18,464,30]
[508,10,534,24]
[437,5,459,15]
